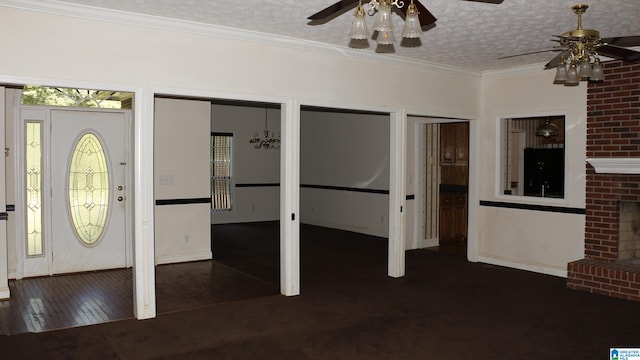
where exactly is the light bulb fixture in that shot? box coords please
[349,0,422,53]
[535,119,559,138]
[552,4,606,86]
[249,106,280,150]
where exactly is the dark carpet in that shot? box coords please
[1,222,638,359]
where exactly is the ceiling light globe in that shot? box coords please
[578,58,592,78]
[565,64,579,86]
[372,2,394,32]
[554,62,568,84]
[590,59,604,82]
[402,13,422,38]
[376,29,396,45]
[350,11,370,40]
[535,120,559,138]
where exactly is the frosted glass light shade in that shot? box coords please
[578,59,592,78]
[402,3,422,38]
[372,1,394,32]
[591,59,604,81]
[553,63,567,84]
[565,64,579,86]
[376,29,396,45]
[349,5,369,40]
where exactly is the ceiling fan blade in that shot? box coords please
[544,52,565,69]
[307,0,360,23]
[392,0,437,28]
[463,0,504,3]
[598,45,640,62]
[413,0,438,28]
[601,35,640,48]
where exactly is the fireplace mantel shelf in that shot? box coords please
[587,158,640,174]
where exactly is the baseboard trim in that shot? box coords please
[155,251,212,265]
[477,255,567,278]
[0,287,10,300]
[406,238,439,250]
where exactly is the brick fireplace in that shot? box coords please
[567,60,640,302]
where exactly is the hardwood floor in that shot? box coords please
[0,260,278,335]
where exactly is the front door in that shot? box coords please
[49,109,129,274]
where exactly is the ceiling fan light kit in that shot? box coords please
[547,4,640,87]
[308,0,504,54]
[552,4,605,86]
[348,0,422,52]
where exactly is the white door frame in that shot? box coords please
[14,105,133,278]
[409,117,478,262]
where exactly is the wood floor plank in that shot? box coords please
[1,259,278,335]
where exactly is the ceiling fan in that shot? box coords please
[307,0,503,28]
[307,0,503,52]
[542,4,640,85]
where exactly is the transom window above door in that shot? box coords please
[20,85,133,109]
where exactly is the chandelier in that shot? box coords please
[552,4,604,86]
[249,106,280,150]
[349,0,423,52]
[535,119,559,138]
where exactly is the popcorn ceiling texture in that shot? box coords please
[57,0,640,71]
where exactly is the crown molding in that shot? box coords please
[481,63,548,79]
[0,0,480,79]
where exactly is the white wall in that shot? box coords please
[477,67,587,277]
[0,2,480,315]
[154,98,212,264]
[211,104,280,224]
[300,110,390,237]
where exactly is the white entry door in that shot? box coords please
[49,109,129,274]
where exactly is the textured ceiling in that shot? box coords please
[56,0,640,71]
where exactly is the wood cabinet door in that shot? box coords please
[454,123,469,165]
[439,193,467,244]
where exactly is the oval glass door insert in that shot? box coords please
[68,132,110,246]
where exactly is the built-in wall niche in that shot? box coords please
[499,115,565,199]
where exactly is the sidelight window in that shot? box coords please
[25,121,43,256]
[211,133,233,211]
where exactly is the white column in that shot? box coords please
[280,99,300,296]
[388,110,406,278]
[0,87,9,299]
[133,88,156,318]
[466,120,479,262]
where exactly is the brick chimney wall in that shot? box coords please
[567,60,640,302]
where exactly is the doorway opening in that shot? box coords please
[412,119,470,258]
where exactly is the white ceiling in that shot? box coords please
[56,0,640,72]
